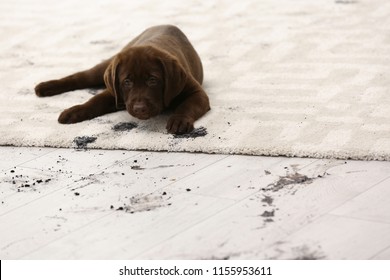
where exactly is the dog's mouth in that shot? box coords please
[127,106,157,120]
[127,110,150,120]
[126,100,161,121]
[133,114,151,120]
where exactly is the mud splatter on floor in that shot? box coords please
[130,164,175,171]
[255,165,328,228]
[261,195,273,206]
[260,210,275,218]
[265,243,326,260]
[113,193,171,214]
[4,168,53,192]
[292,245,326,260]
[267,172,314,192]
[260,209,275,223]
[131,165,145,170]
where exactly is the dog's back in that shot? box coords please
[122,25,203,84]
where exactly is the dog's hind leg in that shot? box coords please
[35,59,111,97]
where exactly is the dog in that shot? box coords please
[35,25,210,134]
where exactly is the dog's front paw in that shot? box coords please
[166,114,194,134]
[58,105,90,124]
[35,81,61,97]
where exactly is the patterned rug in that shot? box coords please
[1,0,389,160]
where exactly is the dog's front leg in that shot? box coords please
[166,86,210,134]
[58,90,118,124]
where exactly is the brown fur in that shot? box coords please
[35,25,210,134]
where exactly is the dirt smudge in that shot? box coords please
[113,193,171,214]
[261,195,274,206]
[73,136,97,149]
[267,172,314,192]
[174,126,207,139]
[112,122,138,132]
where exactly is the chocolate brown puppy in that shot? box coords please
[35,25,210,134]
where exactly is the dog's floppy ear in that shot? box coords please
[104,55,125,109]
[160,54,188,108]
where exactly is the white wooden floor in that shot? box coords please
[0,146,389,260]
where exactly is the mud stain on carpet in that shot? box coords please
[174,126,208,139]
[112,122,138,132]
[73,136,97,149]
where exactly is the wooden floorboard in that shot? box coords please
[0,146,389,259]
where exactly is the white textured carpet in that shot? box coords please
[1,0,389,160]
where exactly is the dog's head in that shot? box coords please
[103,46,187,120]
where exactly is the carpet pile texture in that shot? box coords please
[1,0,389,160]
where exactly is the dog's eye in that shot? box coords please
[147,76,158,87]
[123,79,133,88]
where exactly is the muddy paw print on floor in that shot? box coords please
[264,164,328,194]
[254,165,329,227]
[267,172,313,193]
[257,195,277,226]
